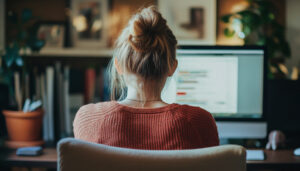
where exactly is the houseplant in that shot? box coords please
[0,9,45,148]
[221,0,291,79]
[2,110,44,148]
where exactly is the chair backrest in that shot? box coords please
[57,138,246,171]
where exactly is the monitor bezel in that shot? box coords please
[176,45,267,122]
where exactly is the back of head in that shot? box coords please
[110,6,177,100]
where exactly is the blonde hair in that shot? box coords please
[109,6,177,100]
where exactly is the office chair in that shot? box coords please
[57,138,246,171]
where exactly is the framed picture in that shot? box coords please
[71,0,108,48]
[0,0,5,51]
[37,22,65,50]
[158,0,216,45]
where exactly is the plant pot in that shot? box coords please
[2,109,44,147]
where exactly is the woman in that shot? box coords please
[73,6,219,150]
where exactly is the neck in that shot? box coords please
[126,85,162,101]
[121,86,168,108]
[120,74,168,107]
[123,74,166,101]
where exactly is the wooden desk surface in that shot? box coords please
[248,150,300,164]
[247,149,300,170]
[4,148,300,169]
[4,148,57,168]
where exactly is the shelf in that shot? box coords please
[26,48,114,58]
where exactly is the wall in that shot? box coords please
[108,0,154,46]
[286,0,300,70]
[6,0,67,21]
[5,0,286,47]
[5,0,67,45]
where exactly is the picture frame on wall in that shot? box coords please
[158,0,216,45]
[37,22,65,50]
[71,0,108,49]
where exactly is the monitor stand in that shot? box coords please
[217,121,267,139]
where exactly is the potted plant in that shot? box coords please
[221,0,291,79]
[0,9,45,148]
[2,109,44,148]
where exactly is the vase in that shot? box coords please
[2,109,44,148]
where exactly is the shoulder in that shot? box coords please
[74,101,119,125]
[73,101,119,141]
[176,104,215,124]
[177,104,212,117]
[77,101,118,116]
[175,104,219,146]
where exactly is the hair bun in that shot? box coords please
[128,6,167,52]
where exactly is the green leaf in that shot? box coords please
[21,9,33,23]
[224,28,235,37]
[242,25,251,36]
[268,13,275,20]
[221,14,232,23]
[15,56,23,67]
[4,53,14,67]
[256,38,265,45]
[238,10,261,30]
[3,43,21,68]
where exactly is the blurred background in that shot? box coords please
[0,0,300,148]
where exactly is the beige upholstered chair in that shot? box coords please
[57,138,246,171]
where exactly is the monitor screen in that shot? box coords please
[162,46,265,119]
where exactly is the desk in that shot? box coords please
[247,150,300,170]
[3,148,300,170]
[4,148,57,169]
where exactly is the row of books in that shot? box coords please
[34,66,55,143]
[33,62,110,143]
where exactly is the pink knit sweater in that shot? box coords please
[73,101,219,150]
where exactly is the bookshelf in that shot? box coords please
[22,48,113,144]
[24,49,112,68]
[30,48,114,58]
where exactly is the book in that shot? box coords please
[14,72,22,111]
[40,73,49,141]
[102,67,110,101]
[55,62,65,138]
[69,93,84,136]
[63,66,72,136]
[84,68,96,104]
[54,62,73,139]
[46,67,55,143]
[35,70,41,100]
[94,68,104,102]
[24,73,30,100]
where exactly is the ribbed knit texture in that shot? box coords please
[73,101,219,150]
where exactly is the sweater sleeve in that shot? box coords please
[189,107,220,147]
[203,112,220,146]
[73,104,99,142]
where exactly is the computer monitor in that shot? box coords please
[162,46,267,139]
